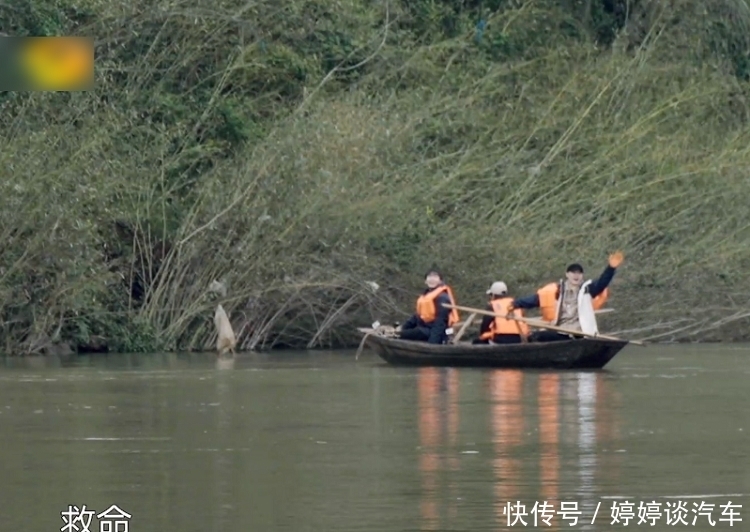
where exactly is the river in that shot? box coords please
[0,344,747,531]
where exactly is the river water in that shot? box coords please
[0,344,747,531]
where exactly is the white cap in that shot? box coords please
[486,281,508,295]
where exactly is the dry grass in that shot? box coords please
[1,0,750,353]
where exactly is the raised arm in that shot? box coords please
[589,251,624,297]
[588,264,616,298]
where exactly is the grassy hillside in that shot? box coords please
[2,0,750,354]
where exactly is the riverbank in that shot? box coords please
[2,1,750,354]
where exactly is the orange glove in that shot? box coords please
[608,251,624,268]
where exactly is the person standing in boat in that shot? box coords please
[473,281,530,344]
[510,252,624,342]
[397,269,460,344]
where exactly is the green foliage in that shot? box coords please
[1,0,750,354]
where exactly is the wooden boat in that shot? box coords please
[358,330,629,369]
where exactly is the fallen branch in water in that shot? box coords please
[355,332,371,360]
[639,320,711,342]
[355,323,397,359]
[630,308,750,342]
[609,318,693,336]
[681,309,750,337]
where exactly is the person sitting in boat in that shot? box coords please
[397,269,460,344]
[510,252,624,342]
[473,281,530,344]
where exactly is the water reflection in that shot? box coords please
[418,367,441,530]
[577,373,598,530]
[416,367,463,529]
[489,370,524,530]
[446,368,460,519]
[214,360,233,532]
[416,369,621,531]
[215,356,236,371]
[539,373,560,529]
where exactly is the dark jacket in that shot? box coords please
[402,285,453,344]
[512,264,617,309]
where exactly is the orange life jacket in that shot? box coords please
[479,297,530,339]
[593,288,609,310]
[537,281,609,324]
[416,285,459,327]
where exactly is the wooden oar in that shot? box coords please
[450,313,476,344]
[445,304,600,332]
[514,313,529,344]
[443,303,645,346]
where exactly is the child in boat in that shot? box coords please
[473,281,529,344]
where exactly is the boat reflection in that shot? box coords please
[577,373,598,527]
[417,367,620,531]
[446,368,460,519]
[418,367,442,530]
[539,373,560,517]
[417,367,461,529]
[489,369,525,530]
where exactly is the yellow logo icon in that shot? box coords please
[21,37,93,90]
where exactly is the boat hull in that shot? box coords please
[362,333,628,369]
